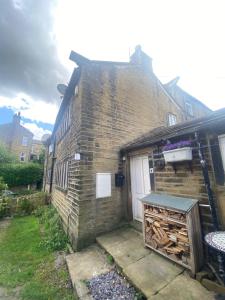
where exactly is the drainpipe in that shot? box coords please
[195,132,219,230]
[195,132,225,283]
[49,139,56,194]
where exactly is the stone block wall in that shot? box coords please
[74,62,184,248]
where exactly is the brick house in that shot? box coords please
[0,112,33,162]
[43,46,211,250]
[121,108,225,235]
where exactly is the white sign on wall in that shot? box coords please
[96,173,111,199]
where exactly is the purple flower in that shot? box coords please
[163,140,192,151]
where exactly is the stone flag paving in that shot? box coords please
[66,227,216,299]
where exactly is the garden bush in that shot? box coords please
[0,163,43,187]
[0,177,7,192]
[0,192,48,217]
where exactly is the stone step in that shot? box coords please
[66,244,112,299]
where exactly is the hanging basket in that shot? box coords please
[163,147,192,163]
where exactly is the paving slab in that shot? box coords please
[124,252,184,298]
[97,227,216,300]
[66,244,112,299]
[149,273,216,300]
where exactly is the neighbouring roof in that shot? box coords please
[0,122,33,136]
[122,108,225,151]
[164,77,212,113]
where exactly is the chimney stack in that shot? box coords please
[130,45,152,71]
[13,112,21,125]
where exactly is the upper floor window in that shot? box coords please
[185,102,194,116]
[168,113,177,126]
[22,136,28,146]
[219,134,225,172]
[20,152,25,162]
[56,105,71,142]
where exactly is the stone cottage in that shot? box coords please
[0,112,33,162]
[43,46,211,250]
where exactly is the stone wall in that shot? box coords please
[74,62,185,249]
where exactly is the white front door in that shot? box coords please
[130,156,151,221]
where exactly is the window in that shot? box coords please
[56,105,71,142]
[20,152,25,162]
[22,136,28,146]
[185,102,194,116]
[55,160,69,190]
[219,135,225,172]
[168,113,177,126]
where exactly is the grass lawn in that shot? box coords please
[0,216,75,300]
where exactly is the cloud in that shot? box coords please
[0,0,70,103]
[0,94,58,124]
[22,121,52,140]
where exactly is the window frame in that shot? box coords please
[167,113,177,126]
[20,152,26,162]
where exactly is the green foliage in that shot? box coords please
[32,149,45,165]
[106,254,114,265]
[0,177,7,191]
[17,197,34,215]
[37,206,68,251]
[0,192,47,218]
[0,216,75,299]
[0,143,17,164]
[0,198,10,219]
[0,163,43,187]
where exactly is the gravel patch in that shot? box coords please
[87,270,137,300]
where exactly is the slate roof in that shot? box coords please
[121,108,225,151]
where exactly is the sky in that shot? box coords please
[0,0,225,139]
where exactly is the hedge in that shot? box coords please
[0,163,43,187]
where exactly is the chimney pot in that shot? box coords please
[13,112,21,125]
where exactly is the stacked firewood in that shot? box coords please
[144,205,190,265]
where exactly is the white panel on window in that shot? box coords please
[96,173,111,198]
